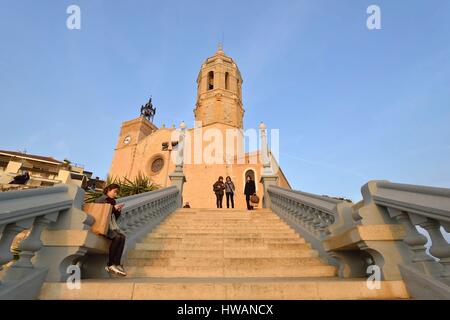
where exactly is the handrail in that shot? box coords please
[0,185,73,226]
[371,181,450,223]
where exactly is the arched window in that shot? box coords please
[207,71,214,90]
[225,72,230,90]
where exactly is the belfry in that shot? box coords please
[194,43,244,129]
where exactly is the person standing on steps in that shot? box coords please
[225,176,236,209]
[95,183,127,277]
[244,175,256,210]
[213,176,226,208]
[183,202,191,208]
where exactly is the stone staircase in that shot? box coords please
[39,208,409,299]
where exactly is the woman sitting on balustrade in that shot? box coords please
[95,183,127,277]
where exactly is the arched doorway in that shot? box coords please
[243,169,257,191]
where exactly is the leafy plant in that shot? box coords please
[84,171,159,203]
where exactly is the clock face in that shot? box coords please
[123,136,131,145]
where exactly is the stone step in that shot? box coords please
[153,225,297,234]
[37,208,413,300]
[124,257,326,267]
[127,249,319,259]
[148,234,300,239]
[182,208,273,211]
[140,238,305,245]
[173,215,277,218]
[125,265,337,278]
[159,223,289,227]
[39,280,409,300]
[145,233,303,239]
[133,242,312,251]
[164,216,282,220]
[177,210,274,212]
[160,217,284,225]
[150,230,298,235]
[150,228,298,236]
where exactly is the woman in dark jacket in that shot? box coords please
[213,176,226,208]
[225,176,236,209]
[95,184,127,276]
[244,175,256,210]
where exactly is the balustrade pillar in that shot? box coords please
[0,219,33,268]
[13,215,54,269]
[389,209,435,274]
[419,218,450,278]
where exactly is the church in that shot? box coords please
[108,46,291,208]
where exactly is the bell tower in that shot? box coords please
[194,44,244,129]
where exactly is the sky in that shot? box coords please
[0,0,449,201]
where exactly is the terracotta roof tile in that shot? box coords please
[0,150,64,164]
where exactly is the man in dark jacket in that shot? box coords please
[213,176,226,208]
[244,175,256,210]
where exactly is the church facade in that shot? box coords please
[108,46,291,208]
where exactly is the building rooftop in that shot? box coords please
[0,150,65,165]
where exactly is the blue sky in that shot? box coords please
[0,0,449,201]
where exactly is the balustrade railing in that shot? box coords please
[368,181,450,279]
[267,180,450,299]
[268,185,355,271]
[0,186,73,272]
[0,184,180,299]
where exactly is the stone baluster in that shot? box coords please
[121,212,130,234]
[159,199,165,219]
[132,209,141,229]
[13,214,56,269]
[304,207,315,232]
[144,203,152,220]
[388,209,434,274]
[311,209,323,237]
[126,210,135,232]
[156,199,162,217]
[277,197,285,215]
[292,202,302,225]
[150,201,158,221]
[298,204,307,227]
[137,207,146,225]
[283,198,290,216]
[418,218,450,278]
[164,198,170,215]
[316,211,331,239]
[0,220,33,268]
[286,199,294,218]
[326,214,335,234]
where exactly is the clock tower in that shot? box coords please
[115,116,157,150]
[111,115,158,178]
